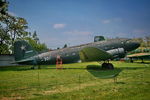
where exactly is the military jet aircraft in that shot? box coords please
[13,37,140,69]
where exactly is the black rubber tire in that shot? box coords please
[102,63,108,69]
[102,63,107,69]
[107,63,114,70]
[130,60,133,63]
[102,63,114,70]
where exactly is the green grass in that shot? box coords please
[0,61,150,100]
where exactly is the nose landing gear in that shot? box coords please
[101,60,114,70]
[102,63,114,69]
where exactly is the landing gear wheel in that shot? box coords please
[31,66,35,69]
[102,63,108,69]
[102,63,114,70]
[107,63,114,70]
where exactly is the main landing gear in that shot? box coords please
[101,60,114,70]
[31,65,41,69]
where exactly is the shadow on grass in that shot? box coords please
[120,66,149,70]
[0,63,149,72]
[0,65,56,71]
[135,62,150,64]
[115,82,126,84]
[86,65,122,79]
[0,66,31,71]
[0,65,87,71]
[86,64,149,79]
[0,65,45,71]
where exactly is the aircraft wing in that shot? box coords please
[127,53,150,59]
[79,47,113,62]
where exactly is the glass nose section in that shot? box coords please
[125,40,140,51]
[132,41,140,49]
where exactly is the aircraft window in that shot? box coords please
[72,53,76,55]
[66,54,69,56]
[126,39,136,44]
[91,43,94,45]
[47,57,49,59]
[126,41,130,43]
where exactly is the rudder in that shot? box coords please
[14,40,37,61]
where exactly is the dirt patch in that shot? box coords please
[1,96,24,100]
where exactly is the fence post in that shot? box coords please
[79,75,81,90]
[114,76,117,83]
[37,69,41,90]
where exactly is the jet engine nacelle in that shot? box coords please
[107,48,126,58]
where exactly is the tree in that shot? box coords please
[63,44,67,48]
[0,25,10,54]
[0,0,10,54]
[24,31,48,53]
[9,17,28,42]
[0,0,48,54]
[0,0,29,53]
[0,0,8,15]
[2,15,29,53]
[32,31,39,43]
[132,38,145,47]
[145,36,150,47]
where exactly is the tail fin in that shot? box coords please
[14,40,37,61]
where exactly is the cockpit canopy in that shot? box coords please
[94,36,105,42]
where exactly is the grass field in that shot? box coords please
[0,61,150,100]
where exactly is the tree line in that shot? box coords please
[0,0,48,54]
[132,36,150,47]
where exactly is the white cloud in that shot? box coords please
[101,18,122,24]
[101,19,111,24]
[64,30,92,35]
[53,24,66,29]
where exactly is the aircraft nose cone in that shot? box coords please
[133,42,140,49]
[125,41,140,51]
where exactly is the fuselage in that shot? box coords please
[29,38,140,65]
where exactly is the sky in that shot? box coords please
[8,0,150,48]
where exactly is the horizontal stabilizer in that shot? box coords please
[79,47,112,62]
[11,58,34,64]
